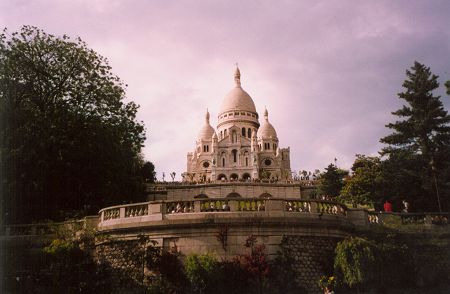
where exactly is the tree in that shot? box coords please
[141,161,156,183]
[339,155,383,208]
[380,62,450,212]
[317,164,348,198]
[334,237,377,291]
[0,26,146,223]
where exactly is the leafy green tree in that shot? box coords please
[334,237,377,291]
[141,161,156,183]
[339,155,384,208]
[317,164,348,198]
[0,26,146,223]
[380,62,450,212]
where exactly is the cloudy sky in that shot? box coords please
[1,0,450,179]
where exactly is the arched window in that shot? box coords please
[242,127,246,137]
[247,128,251,138]
[222,157,226,167]
[273,143,276,150]
[232,131,237,143]
[220,131,223,139]
[224,129,227,137]
[245,157,249,166]
[232,149,238,163]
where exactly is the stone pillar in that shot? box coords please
[309,201,318,213]
[266,199,284,212]
[229,200,239,212]
[194,201,202,213]
[347,209,369,227]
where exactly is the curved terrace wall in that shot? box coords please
[97,198,351,293]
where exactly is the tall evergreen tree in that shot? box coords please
[380,62,450,212]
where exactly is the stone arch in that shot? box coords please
[242,173,251,180]
[230,173,239,181]
[194,194,208,199]
[217,174,227,181]
[259,193,272,199]
[226,192,241,198]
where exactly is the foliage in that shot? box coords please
[380,61,450,212]
[318,275,336,291]
[317,163,348,198]
[334,237,376,289]
[184,253,220,294]
[0,26,147,224]
[41,227,111,293]
[339,155,384,208]
[333,234,418,292]
[141,161,156,183]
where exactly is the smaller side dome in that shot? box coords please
[257,108,278,139]
[197,109,215,140]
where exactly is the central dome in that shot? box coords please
[218,67,257,114]
[219,87,257,114]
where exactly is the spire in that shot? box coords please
[234,63,241,87]
[205,108,210,123]
[264,107,268,121]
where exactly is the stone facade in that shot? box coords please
[184,67,291,182]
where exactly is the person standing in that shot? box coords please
[383,200,392,212]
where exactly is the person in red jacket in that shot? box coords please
[383,200,392,212]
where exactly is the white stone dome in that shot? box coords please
[218,67,257,114]
[197,110,215,140]
[257,108,278,139]
[219,87,257,114]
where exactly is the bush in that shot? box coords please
[185,253,221,294]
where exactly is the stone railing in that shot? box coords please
[167,201,196,213]
[366,211,449,226]
[98,198,348,229]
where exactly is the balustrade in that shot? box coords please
[200,200,230,212]
[285,200,311,212]
[103,208,120,220]
[368,212,379,224]
[237,199,266,211]
[125,204,148,218]
[97,198,353,227]
[316,201,346,216]
[166,201,195,214]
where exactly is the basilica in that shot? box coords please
[184,67,291,182]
